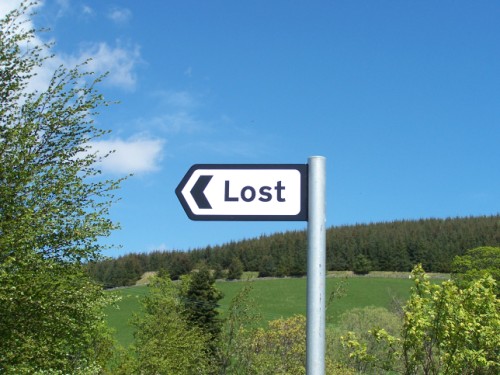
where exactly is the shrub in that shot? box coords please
[352,254,372,275]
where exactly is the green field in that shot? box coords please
[105,276,417,348]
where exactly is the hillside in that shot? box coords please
[88,215,500,288]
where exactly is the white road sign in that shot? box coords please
[175,164,308,221]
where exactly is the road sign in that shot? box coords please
[175,157,326,374]
[176,164,308,221]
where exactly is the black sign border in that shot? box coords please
[175,164,308,221]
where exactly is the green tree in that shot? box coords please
[213,262,226,279]
[180,265,223,360]
[240,315,349,375]
[168,251,193,280]
[258,255,277,277]
[343,265,500,374]
[451,246,500,295]
[330,306,401,373]
[352,254,372,275]
[0,3,122,373]
[132,274,213,375]
[402,266,499,374]
[246,315,307,375]
[227,257,244,280]
[218,283,260,374]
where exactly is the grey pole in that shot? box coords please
[306,156,326,375]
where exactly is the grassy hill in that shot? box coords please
[105,274,426,348]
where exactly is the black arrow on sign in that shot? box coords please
[191,175,213,209]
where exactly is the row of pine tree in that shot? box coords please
[87,215,500,288]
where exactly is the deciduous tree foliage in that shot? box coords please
[235,315,352,375]
[451,246,500,295]
[247,315,307,375]
[218,283,260,374]
[0,2,122,373]
[343,265,500,374]
[131,274,214,375]
[330,306,401,373]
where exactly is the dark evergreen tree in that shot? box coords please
[181,266,223,350]
[87,215,500,286]
[168,252,193,280]
[258,255,277,277]
[212,262,225,279]
[353,254,372,275]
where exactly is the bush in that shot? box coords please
[328,306,401,373]
[342,265,500,374]
[227,257,244,280]
[452,246,500,295]
[352,254,372,275]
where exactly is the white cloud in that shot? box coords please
[90,137,165,175]
[72,42,142,90]
[0,1,24,18]
[108,7,132,24]
[0,1,43,28]
[1,2,141,92]
[23,40,142,94]
[0,1,56,94]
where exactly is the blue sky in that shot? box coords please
[2,1,499,257]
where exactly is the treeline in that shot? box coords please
[88,215,500,288]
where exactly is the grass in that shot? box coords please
[105,286,149,347]
[105,275,417,348]
[219,276,414,325]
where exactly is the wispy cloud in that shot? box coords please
[145,112,204,134]
[138,90,206,133]
[1,1,57,94]
[1,3,159,176]
[1,2,142,92]
[22,41,142,93]
[55,0,70,17]
[90,137,165,175]
[0,2,18,16]
[156,90,199,109]
[82,5,93,16]
[0,1,41,28]
[137,89,270,159]
[72,41,142,90]
[108,7,132,25]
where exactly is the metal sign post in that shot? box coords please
[176,157,327,374]
[306,156,326,375]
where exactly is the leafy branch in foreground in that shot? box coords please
[1,2,124,373]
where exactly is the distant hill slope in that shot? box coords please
[88,215,500,288]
